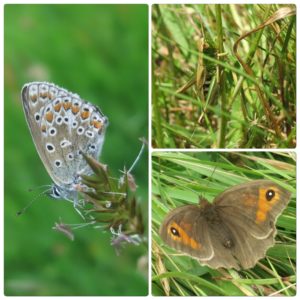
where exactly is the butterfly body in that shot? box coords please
[160,180,291,270]
[21,82,108,206]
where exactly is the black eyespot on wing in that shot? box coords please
[49,128,56,135]
[223,239,234,249]
[170,227,180,237]
[55,160,61,167]
[266,189,275,201]
[46,144,54,151]
[89,144,96,151]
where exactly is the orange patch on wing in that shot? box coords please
[255,186,280,224]
[81,111,90,120]
[40,91,48,99]
[45,111,54,123]
[72,105,80,114]
[63,102,72,110]
[92,120,103,129]
[54,103,62,112]
[30,94,38,102]
[168,222,201,250]
[41,124,46,133]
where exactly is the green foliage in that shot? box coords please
[81,153,145,236]
[4,4,148,296]
[152,152,296,296]
[152,4,296,148]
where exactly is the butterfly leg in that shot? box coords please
[72,192,86,220]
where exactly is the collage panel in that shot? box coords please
[152,151,296,296]
[152,4,296,149]
[4,4,148,296]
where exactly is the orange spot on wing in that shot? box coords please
[255,186,280,224]
[40,91,48,99]
[168,222,201,250]
[92,120,103,129]
[45,111,54,123]
[63,102,72,110]
[41,125,46,133]
[30,94,38,102]
[72,106,80,114]
[54,103,62,112]
[81,111,90,120]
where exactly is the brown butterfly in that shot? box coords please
[159,180,291,270]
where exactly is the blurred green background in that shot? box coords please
[4,4,148,296]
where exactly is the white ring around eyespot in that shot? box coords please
[46,143,55,153]
[63,116,70,124]
[34,113,41,122]
[55,116,63,125]
[67,152,74,161]
[77,126,84,135]
[48,127,57,136]
[60,139,72,148]
[85,130,94,138]
[54,160,62,168]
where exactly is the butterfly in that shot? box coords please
[21,82,108,211]
[160,180,291,270]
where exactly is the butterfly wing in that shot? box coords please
[220,215,275,269]
[199,222,242,270]
[211,180,291,269]
[214,180,291,239]
[22,82,108,187]
[160,181,291,270]
[159,205,214,261]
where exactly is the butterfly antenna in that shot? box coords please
[209,165,217,183]
[198,165,218,203]
[17,187,52,216]
[128,138,146,173]
[27,184,52,192]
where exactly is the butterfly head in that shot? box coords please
[48,184,75,201]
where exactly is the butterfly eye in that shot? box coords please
[52,186,61,198]
[170,227,180,237]
[266,189,275,201]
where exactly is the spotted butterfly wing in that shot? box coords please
[21,82,108,191]
[160,180,291,270]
